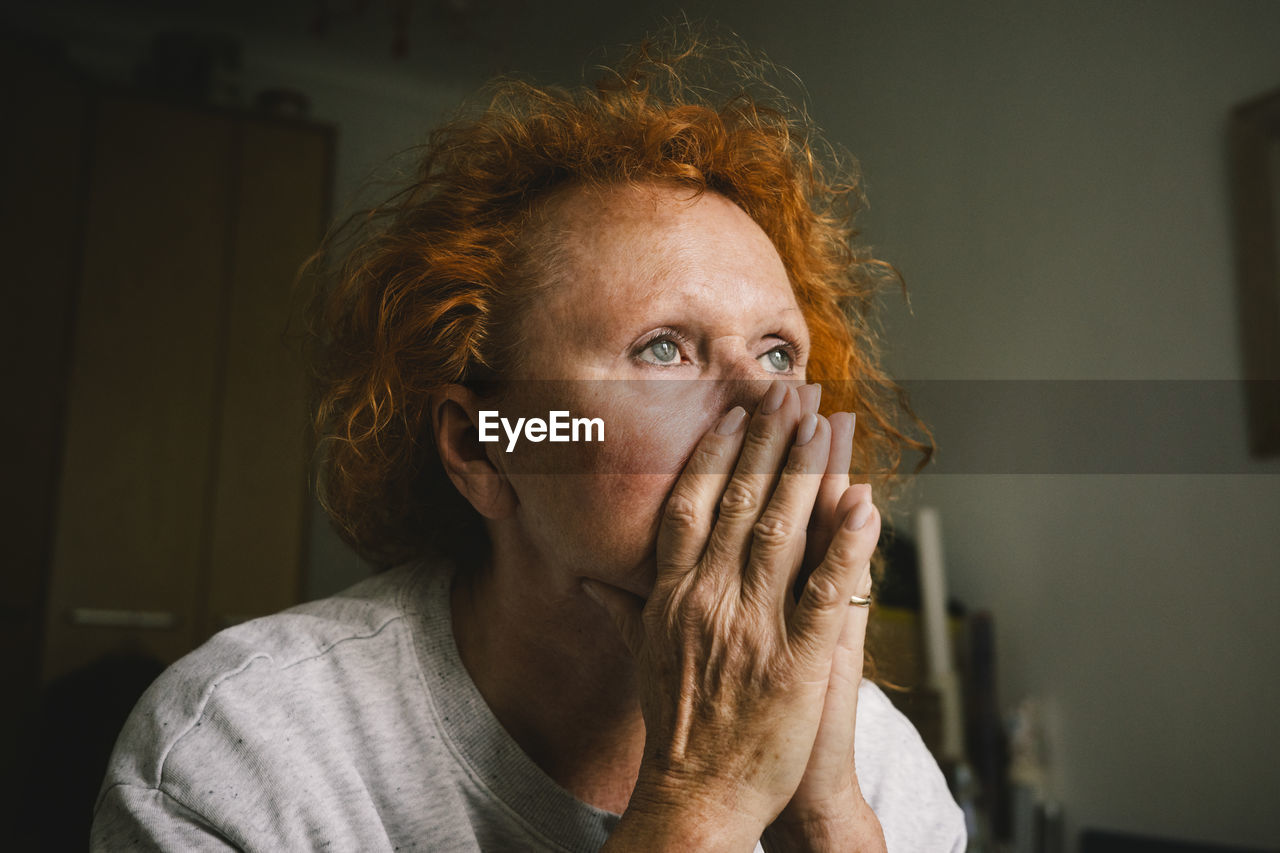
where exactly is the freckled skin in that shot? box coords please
[451,181,818,816]
[490,182,811,601]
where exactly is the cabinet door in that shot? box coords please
[0,34,93,802]
[40,96,236,681]
[201,118,332,634]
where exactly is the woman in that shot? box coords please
[93,34,964,851]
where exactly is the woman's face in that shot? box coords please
[491,181,810,599]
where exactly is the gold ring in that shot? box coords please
[848,593,872,607]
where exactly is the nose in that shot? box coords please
[716,374,768,415]
[702,335,805,417]
[713,358,803,417]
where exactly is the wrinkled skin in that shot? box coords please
[435,182,886,852]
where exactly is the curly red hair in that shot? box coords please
[306,31,933,571]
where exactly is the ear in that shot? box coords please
[429,385,517,520]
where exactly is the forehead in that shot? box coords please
[528,182,802,337]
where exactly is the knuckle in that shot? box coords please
[664,580,724,635]
[803,575,844,611]
[781,452,812,478]
[688,441,726,471]
[718,480,759,520]
[740,425,774,459]
[825,539,860,566]
[683,582,720,614]
[662,493,701,531]
[751,513,794,551]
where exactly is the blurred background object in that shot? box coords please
[1,21,333,841]
[134,30,243,105]
[13,653,167,849]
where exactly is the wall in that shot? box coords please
[739,1,1280,847]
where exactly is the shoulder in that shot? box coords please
[94,565,433,844]
[855,681,968,852]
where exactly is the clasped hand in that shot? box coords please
[585,380,887,852]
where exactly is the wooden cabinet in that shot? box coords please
[2,44,334,697]
[36,94,332,683]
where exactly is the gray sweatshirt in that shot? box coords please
[92,564,966,851]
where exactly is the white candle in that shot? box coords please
[916,506,964,761]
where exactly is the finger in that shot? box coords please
[580,579,646,658]
[790,571,872,801]
[701,379,802,582]
[796,382,822,414]
[741,412,831,609]
[822,413,856,509]
[655,405,750,579]
[831,557,872,685]
[836,562,872,657]
[801,412,856,590]
[788,484,879,669]
[821,561,874,757]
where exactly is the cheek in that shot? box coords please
[590,381,720,478]
[548,398,704,532]
[573,473,676,550]
[564,386,722,557]
[513,379,719,478]
[507,382,723,566]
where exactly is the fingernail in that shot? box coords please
[580,579,602,605]
[761,380,788,414]
[846,494,874,531]
[715,406,748,435]
[795,412,819,445]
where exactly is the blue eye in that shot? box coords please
[761,347,793,372]
[639,338,680,365]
